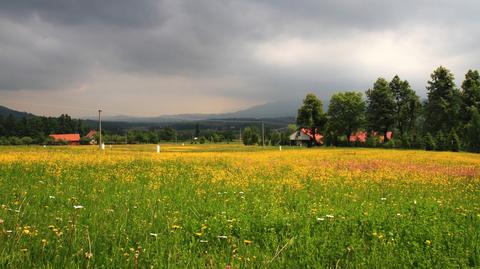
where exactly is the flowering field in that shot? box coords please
[0,144,479,268]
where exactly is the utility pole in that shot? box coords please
[262,121,265,147]
[98,109,102,149]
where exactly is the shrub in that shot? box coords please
[365,136,377,148]
[0,137,10,145]
[9,136,22,145]
[21,137,34,145]
[382,139,396,149]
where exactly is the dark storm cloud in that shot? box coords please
[0,0,479,109]
[0,0,165,27]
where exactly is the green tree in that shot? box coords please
[424,133,436,151]
[447,129,460,152]
[460,70,480,125]
[465,107,480,152]
[424,66,461,134]
[327,91,366,143]
[390,75,421,137]
[296,93,327,146]
[400,133,412,149]
[366,78,395,141]
[242,126,260,145]
[435,130,447,151]
[269,130,281,146]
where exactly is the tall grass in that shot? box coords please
[0,145,479,268]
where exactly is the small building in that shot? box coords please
[85,130,97,139]
[290,128,324,146]
[49,134,81,145]
[85,130,97,144]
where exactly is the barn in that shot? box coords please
[49,134,81,145]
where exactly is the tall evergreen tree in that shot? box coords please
[296,93,327,146]
[466,107,480,152]
[390,75,421,137]
[435,130,447,151]
[366,78,395,141]
[460,69,480,124]
[447,129,460,152]
[424,66,461,134]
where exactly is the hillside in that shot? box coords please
[0,105,35,119]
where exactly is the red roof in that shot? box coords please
[379,131,393,142]
[349,131,393,143]
[49,134,81,142]
[349,131,368,143]
[300,128,324,144]
[85,130,97,139]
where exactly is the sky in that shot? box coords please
[0,0,479,117]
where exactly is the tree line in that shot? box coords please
[0,114,88,145]
[0,113,240,145]
[295,66,480,152]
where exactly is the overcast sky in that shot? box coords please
[0,0,479,117]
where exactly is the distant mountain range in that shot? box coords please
[92,99,302,122]
[0,99,302,123]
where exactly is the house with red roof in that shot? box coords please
[49,134,81,145]
[85,130,97,144]
[349,131,368,143]
[85,130,97,139]
[349,131,393,143]
[290,128,324,146]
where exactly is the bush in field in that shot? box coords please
[382,139,395,148]
[365,136,378,148]
[20,136,34,145]
[8,136,22,145]
[0,137,10,145]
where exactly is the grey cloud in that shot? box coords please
[0,0,166,27]
[0,0,479,113]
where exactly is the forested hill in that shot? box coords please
[0,105,35,119]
